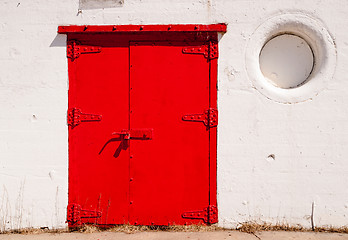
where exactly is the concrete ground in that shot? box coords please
[0,231,348,240]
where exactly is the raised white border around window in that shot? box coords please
[245,13,337,103]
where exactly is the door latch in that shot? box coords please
[112,129,153,140]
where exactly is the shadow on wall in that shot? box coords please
[50,34,66,48]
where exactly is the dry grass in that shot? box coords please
[0,224,222,235]
[0,227,68,235]
[78,225,100,233]
[236,221,348,234]
[236,221,304,234]
[2,222,348,235]
[315,226,348,234]
[106,224,222,234]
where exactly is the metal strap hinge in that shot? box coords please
[182,205,218,224]
[68,108,102,128]
[67,203,102,227]
[182,108,218,127]
[67,40,102,61]
[182,41,218,59]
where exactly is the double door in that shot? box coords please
[67,32,218,227]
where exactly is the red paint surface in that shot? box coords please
[58,24,226,34]
[66,30,219,227]
[68,35,130,226]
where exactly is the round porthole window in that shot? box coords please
[259,34,314,89]
[245,13,336,103]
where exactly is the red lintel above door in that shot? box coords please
[58,24,227,34]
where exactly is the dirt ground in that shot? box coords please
[0,231,348,240]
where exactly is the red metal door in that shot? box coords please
[64,27,222,227]
[67,35,130,227]
[129,41,211,225]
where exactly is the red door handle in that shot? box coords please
[112,129,153,140]
[112,130,131,140]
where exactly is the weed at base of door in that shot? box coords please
[76,224,223,234]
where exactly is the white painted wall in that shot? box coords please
[0,0,347,230]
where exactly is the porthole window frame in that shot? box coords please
[245,13,336,103]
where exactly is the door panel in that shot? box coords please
[68,34,216,227]
[68,36,129,225]
[129,42,210,225]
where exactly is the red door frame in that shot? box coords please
[59,24,226,227]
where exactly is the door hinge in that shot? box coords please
[68,108,102,128]
[182,41,218,60]
[67,40,102,61]
[182,205,218,224]
[67,203,102,227]
[182,108,218,128]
